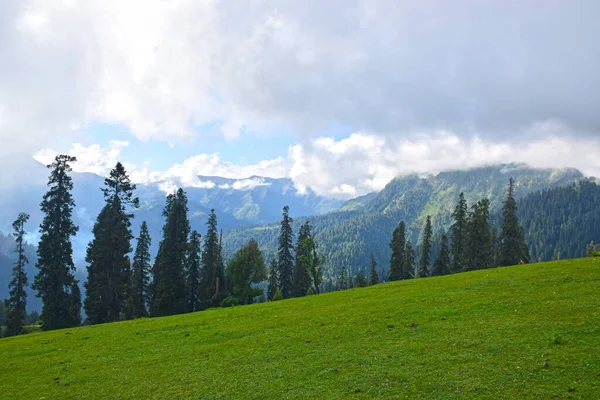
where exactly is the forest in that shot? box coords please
[1,155,599,337]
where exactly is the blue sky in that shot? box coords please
[2,1,600,197]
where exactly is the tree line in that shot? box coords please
[0,156,589,336]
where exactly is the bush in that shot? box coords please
[221,296,240,308]
[272,288,283,301]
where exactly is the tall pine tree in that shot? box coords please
[33,155,81,330]
[464,198,493,271]
[5,213,30,336]
[388,221,406,281]
[277,206,294,298]
[418,216,433,277]
[267,259,279,300]
[130,221,152,318]
[405,241,416,278]
[226,239,266,305]
[498,178,530,266]
[84,162,139,324]
[450,192,468,273]
[293,222,313,297]
[150,189,190,316]
[187,230,202,312]
[368,255,379,285]
[199,209,225,306]
[432,234,451,276]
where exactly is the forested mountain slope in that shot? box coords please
[222,165,591,278]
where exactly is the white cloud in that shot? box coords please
[39,126,600,199]
[2,0,600,163]
[33,140,129,175]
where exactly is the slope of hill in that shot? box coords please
[222,164,588,277]
[1,258,598,399]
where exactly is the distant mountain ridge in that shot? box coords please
[222,164,589,279]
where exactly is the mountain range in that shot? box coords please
[1,161,598,312]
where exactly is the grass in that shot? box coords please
[1,258,599,399]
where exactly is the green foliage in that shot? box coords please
[418,216,432,277]
[498,178,530,266]
[272,288,283,301]
[464,199,493,271]
[33,154,81,331]
[432,235,451,277]
[368,255,379,285]
[267,259,279,301]
[450,192,468,273]
[5,213,30,337]
[130,222,152,318]
[220,296,240,308]
[297,236,324,294]
[405,241,416,278]
[226,239,266,305]
[150,189,190,317]
[277,206,295,298]
[388,221,406,281]
[1,258,599,398]
[293,222,313,297]
[199,209,225,304]
[186,230,202,312]
[355,270,367,287]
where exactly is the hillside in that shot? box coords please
[222,164,589,277]
[1,258,598,398]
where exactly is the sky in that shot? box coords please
[1,0,600,199]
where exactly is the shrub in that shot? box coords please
[272,288,284,301]
[221,296,240,308]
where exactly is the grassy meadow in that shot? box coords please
[1,258,599,399]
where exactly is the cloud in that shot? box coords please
[33,140,129,175]
[2,0,600,160]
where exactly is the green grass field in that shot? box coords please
[1,258,599,399]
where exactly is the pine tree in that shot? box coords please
[418,216,433,277]
[293,222,313,297]
[355,270,367,287]
[498,178,530,266]
[84,162,139,324]
[199,209,225,306]
[150,189,190,316]
[368,255,379,285]
[33,155,81,330]
[226,239,267,305]
[186,230,202,312]
[464,198,493,271]
[432,234,451,276]
[277,206,294,298]
[405,241,416,278]
[272,288,284,301]
[130,222,152,318]
[298,236,323,294]
[267,259,279,300]
[450,192,468,273]
[389,221,406,281]
[5,213,30,336]
[338,268,347,290]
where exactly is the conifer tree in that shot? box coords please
[498,178,530,266]
[226,239,266,305]
[272,288,284,301]
[0,301,6,336]
[464,198,493,271]
[348,275,354,289]
[418,216,433,277]
[186,230,202,312]
[355,270,367,287]
[5,213,30,336]
[199,209,225,306]
[130,222,152,318]
[388,221,406,281]
[33,155,81,330]
[298,236,323,294]
[293,222,313,297]
[405,241,416,278]
[432,234,451,276]
[277,206,294,298]
[84,162,139,324]
[368,255,379,285]
[338,268,347,290]
[450,192,468,273]
[267,259,279,300]
[150,189,190,316]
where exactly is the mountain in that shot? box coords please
[221,164,591,279]
[0,160,343,310]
